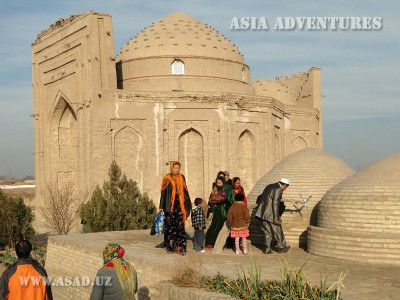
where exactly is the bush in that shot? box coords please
[0,241,47,267]
[0,251,17,267]
[171,255,203,288]
[0,190,35,248]
[41,181,89,235]
[80,161,157,232]
[201,256,342,300]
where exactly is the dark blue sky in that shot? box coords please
[0,0,399,178]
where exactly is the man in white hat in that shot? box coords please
[254,178,291,254]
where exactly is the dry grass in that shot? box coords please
[170,252,204,288]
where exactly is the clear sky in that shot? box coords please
[0,0,399,178]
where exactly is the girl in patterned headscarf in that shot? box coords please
[159,161,192,255]
[90,243,137,300]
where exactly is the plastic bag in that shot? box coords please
[154,212,165,236]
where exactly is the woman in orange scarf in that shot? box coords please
[159,161,192,255]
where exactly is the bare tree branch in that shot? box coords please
[40,181,89,235]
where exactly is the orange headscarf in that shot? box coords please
[160,161,189,223]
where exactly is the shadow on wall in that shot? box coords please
[116,62,124,89]
[299,231,307,250]
[309,201,320,227]
[138,287,150,300]
[248,210,264,252]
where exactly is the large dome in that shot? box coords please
[116,12,254,95]
[117,12,244,63]
[308,151,400,265]
[247,148,354,248]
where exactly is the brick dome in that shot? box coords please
[117,12,244,63]
[116,12,254,95]
[308,151,400,265]
[247,148,354,248]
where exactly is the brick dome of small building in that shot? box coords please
[116,12,254,95]
[308,151,400,265]
[247,148,354,248]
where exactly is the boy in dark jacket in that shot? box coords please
[191,198,206,252]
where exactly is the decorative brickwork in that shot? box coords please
[308,151,400,265]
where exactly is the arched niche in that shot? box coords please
[292,136,307,153]
[114,126,144,191]
[49,94,78,187]
[238,130,256,194]
[178,128,204,199]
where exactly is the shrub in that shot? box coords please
[80,161,157,232]
[0,251,17,267]
[171,255,203,288]
[40,181,89,235]
[0,190,35,248]
[0,241,47,267]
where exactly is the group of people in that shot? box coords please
[0,161,290,300]
[158,161,291,256]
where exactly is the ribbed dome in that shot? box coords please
[117,12,244,63]
[248,148,354,248]
[308,151,400,265]
[252,79,296,105]
[317,151,400,233]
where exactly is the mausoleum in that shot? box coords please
[32,11,322,222]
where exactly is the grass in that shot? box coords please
[171,251,343,299]
[170,253,203,288]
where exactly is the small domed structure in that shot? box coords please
[116,12,253,95]
[247,148,354,248]
[308,151,400,265]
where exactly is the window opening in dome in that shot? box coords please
[172,59,185,75]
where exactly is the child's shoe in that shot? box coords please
[243,247,248,255]
[235,249,241,255]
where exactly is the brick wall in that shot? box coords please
[45,235,229,299]
[307,226,400,265]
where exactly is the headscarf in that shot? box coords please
[232,177,247,206]
[215,176,234,199]
[102,242,125,265]
[213,176,234,217]
[215,176,226,191]
[160,161,189,222]
[102,243,137,298]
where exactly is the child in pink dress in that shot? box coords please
[227,193,251,255]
